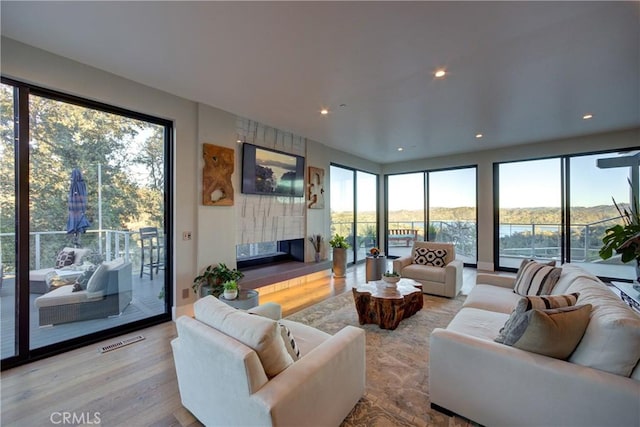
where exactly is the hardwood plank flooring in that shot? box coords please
[0,264,485,426]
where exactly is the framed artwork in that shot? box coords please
[307,166,325,209]
[202,143,234,206]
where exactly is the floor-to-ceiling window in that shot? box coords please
[386,167,477,265]
[495,149,638,281]
[1,78,172,368]
[330,165,378,265]
[568,152,636,280]
[387,173,425,258]
[0,83,17,359]
[428,168,477,264]
[496,158,562,269]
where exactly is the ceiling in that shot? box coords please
[1,1,638,164]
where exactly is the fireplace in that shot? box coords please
[236,238,304,270]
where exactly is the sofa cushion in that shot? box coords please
[566,278,640,377]
[414,247,447,267]
[497,304,592,359]
[34,284,104,308]
[513,260,562,296]
[402,263,446,282]
[55,249,75,269]
[551,263,601,295]
[445,307,510,341]
[195,296,293,378]
[463,284,522,314]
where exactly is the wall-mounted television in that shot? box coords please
[242,143,305,197]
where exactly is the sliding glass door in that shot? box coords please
[2,78,172,368]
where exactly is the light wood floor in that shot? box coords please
[0,264,482,427]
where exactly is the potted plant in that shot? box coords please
[329,233,351,278]
[223,280,239,300]
[382,270,401,288]
[600,195,640,283]
[192,262,244,298]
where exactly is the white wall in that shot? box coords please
[384,128,640,270]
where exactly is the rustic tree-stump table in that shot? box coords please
[352,279,423,330]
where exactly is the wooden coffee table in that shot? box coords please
[352,279,423,330]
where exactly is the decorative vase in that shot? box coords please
[382,275,400,288]
[223,289,238,300]
[332,247,347,278]
[315,252,321,263]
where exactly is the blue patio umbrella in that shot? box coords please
[66,168,91,247]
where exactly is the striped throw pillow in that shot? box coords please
[496,293,580,344]
[279,322,300,361]
[513,260,562,296]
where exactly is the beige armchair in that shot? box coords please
[172,296,365,426]
[393,241,463,298]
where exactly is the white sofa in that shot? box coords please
[172,296,366,426]
[430,263,640,427]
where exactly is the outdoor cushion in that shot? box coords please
[55,249,75,269]
[35,285,104,308]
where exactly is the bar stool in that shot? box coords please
[139,227,162,280]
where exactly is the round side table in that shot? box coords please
[219,289,259,310]
[365,256,387,283]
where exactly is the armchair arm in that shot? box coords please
[251,326,366,426]
[393,255,413,273]
[475,273,515,289]
[246,302,282,320]
[444,259,463,297]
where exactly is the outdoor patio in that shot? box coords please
[0,270,166,360]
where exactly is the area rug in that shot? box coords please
[285,291,477,427]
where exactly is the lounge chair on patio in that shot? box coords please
[35,259,132,326]
[29,247,92,293]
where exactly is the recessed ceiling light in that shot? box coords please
[320,108,329,115]
[397,147,404,151]
[583,114,593,120]
[434,69,446,78]
[475,133,483,139]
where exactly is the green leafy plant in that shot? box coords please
[223,280,238,291]
[600,191,640,264]
[329,233,351,249]
[192,263,244,297]
[383,270,400,277]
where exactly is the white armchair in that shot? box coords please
[393,241,463,298]
[171,296,365,426]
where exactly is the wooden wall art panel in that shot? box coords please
[307,166,325,209]
[202,143,234,206]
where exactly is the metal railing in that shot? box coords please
[331,215,621,264]
[0,229,141,273]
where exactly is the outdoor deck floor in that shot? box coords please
[1,271,166,359]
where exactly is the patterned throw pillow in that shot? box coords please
[413,247,448,267]
[513,260,562,296]
[496,293,580,344]
[279,322,301,361]
[55,250,75,269]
